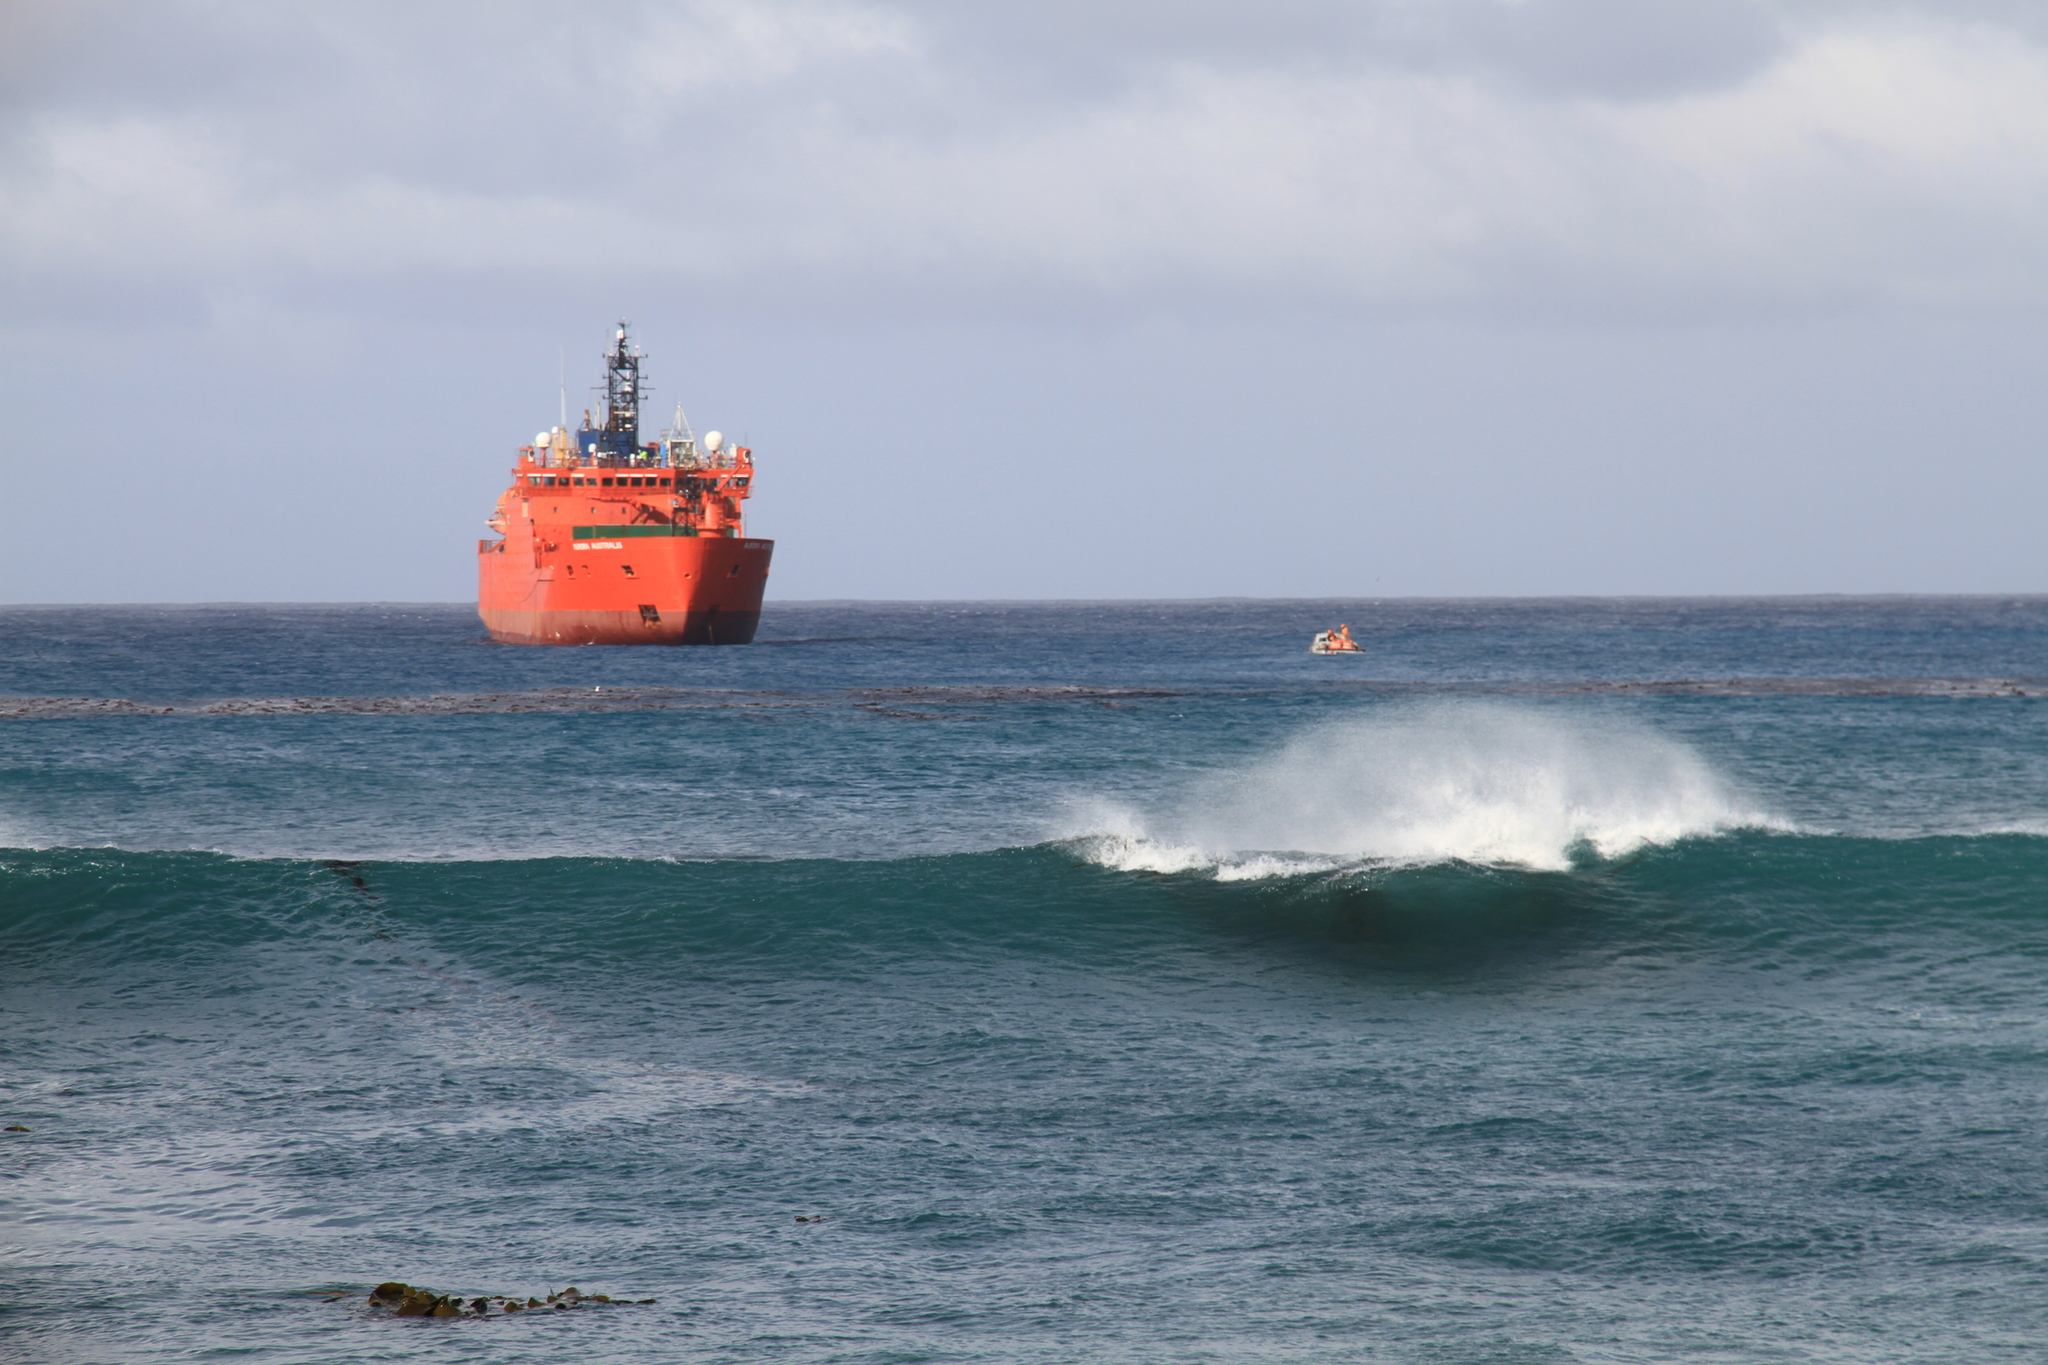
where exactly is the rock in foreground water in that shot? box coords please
[359,1282,655,1316]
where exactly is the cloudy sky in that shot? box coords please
[4,0,2047,600]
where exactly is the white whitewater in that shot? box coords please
[1072,701,1775,876]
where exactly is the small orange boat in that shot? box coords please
[478,323,772,645]
[1311,623,1362,655]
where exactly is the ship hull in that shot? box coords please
[479,606,761,646]
[478,531,772,646]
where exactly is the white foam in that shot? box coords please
[1065,701,1775,876]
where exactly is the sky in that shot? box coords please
[3,0,2047,601]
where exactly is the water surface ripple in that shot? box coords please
[3,598,2046,1364]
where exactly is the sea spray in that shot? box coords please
[1071,701,1774,875]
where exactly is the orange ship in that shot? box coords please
[478,323,772,645]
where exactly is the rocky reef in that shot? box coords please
[359,1282,655,1317]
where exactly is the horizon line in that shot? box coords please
[3,592,2046,610]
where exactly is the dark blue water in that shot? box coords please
[4,600,2048,1363]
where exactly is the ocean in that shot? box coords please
[3,597,2046,1363]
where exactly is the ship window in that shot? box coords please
[658,477,671,487]
[602,478,614,487]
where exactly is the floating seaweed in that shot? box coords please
[358,1282,656,1317]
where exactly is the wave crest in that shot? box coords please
[1068,702,1773,876]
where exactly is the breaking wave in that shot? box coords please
[1068,702,1775,876]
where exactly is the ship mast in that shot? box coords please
[599,321,647,459]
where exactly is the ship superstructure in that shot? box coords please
[478,323,773,645]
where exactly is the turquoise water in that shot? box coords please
[4,599,2047,1362]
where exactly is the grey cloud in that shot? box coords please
[5,0,2048,326]
[904,0,1786,101]
[1411,0,1785,98]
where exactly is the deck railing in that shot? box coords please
[519,445,746,472]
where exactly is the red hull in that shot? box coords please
[479,533,771,646]
[480,607,762,646]
[477,325,773,646]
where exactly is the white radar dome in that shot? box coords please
[536,431,551,448]
[704,431,724,453]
